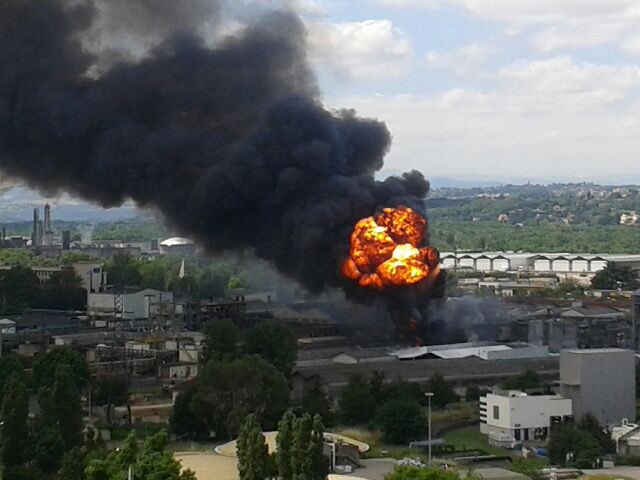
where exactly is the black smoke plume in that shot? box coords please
[0,0,430,293]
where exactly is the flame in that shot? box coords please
[341,206,439,289]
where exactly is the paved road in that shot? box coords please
[354,459,396,480]
[583,467,640,480]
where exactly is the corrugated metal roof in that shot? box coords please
[430,345,511,359]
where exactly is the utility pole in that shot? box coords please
[425,392,434,466]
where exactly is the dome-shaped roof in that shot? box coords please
[160,237,194,247]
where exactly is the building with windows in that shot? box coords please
[88,288,174,320]
[480,391,572,448]
[559,348,636,426]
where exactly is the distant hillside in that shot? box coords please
[0,186,138,222]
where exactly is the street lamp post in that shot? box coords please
[425,392,434,466]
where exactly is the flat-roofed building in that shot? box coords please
[480,391,572,448]
[559,348,636,426]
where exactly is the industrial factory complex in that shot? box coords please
[0,203,639,477]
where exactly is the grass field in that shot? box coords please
[442,426,503,454]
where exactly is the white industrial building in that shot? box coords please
[88,288,173,320]
[612,420,640,456]
[480,391,573,448]
[440,252,640,275]
[0,319,16,334]
[393,341,549,361]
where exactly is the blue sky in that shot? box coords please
[296,0,640,180]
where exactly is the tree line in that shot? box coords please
[236,411,326,480]
[0,266,86,314]
[0,346,194,480]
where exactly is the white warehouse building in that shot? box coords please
[441,252,640,275]
[480,391,573,449]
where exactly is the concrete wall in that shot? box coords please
[560,349,636,425]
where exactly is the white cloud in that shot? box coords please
[375,0,640,53]
[308,19,414,80]
[425,43,494,75]
[329,56,640,177]
[622,35,640,56]
[498,57,640,97]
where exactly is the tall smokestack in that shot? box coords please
[44,204,51,233]
[0,0,430,293]
[32,208,40,247]
[43,203,53,246]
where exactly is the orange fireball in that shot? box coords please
[341,206,439,289]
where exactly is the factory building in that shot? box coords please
[559,348,636,426]
[440,252,640,276]
[392,341,549,361]
[88,288,174,320]
[480,391,572,448]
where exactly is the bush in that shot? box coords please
[385,466,464,480]
[339,375,377,425]
[616,455,640,466]
[428,373,458,409]
[376,399,427,445]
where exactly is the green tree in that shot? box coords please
[204,319,240,362]
[196,264,233,299]
[465,385,485,402]
[428,373,458,408]
[382,379,424,404]
[291,414,313,480]
[228,275,247,290]
[0,355,25,401]
[0,373,29,467]
[169,386,208,440]
[51,364,84,448]
[338,375,377,425]
[36,269,87,310]
[301,379,333,425]
[33,426,66,474]
[85,431,195,480]
[33,346,90,389]
[501,369,545,392]
[591,262,639,290]
[0,266,40,314]
[105,253,142,288]
[369,371,386,404]
[56,447,92,480]
[548,422,603,467]
[276,410,296,480]
[137,257,178,290]
[92,375,129,407]
[574,432,602,469]
[307,415,328,480]
[385,466,463,480]
[61,252,97,265]
[578,413,615,454]
[375,399,427,444]
[243,322,297,377]
[190,356,289,438]
[237,415,270,480]
[134,432,197,480]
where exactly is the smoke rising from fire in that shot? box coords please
[0,0,429,292]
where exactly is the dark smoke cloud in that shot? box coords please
[0,0,429,292]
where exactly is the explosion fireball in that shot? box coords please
[341,206,440,289]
